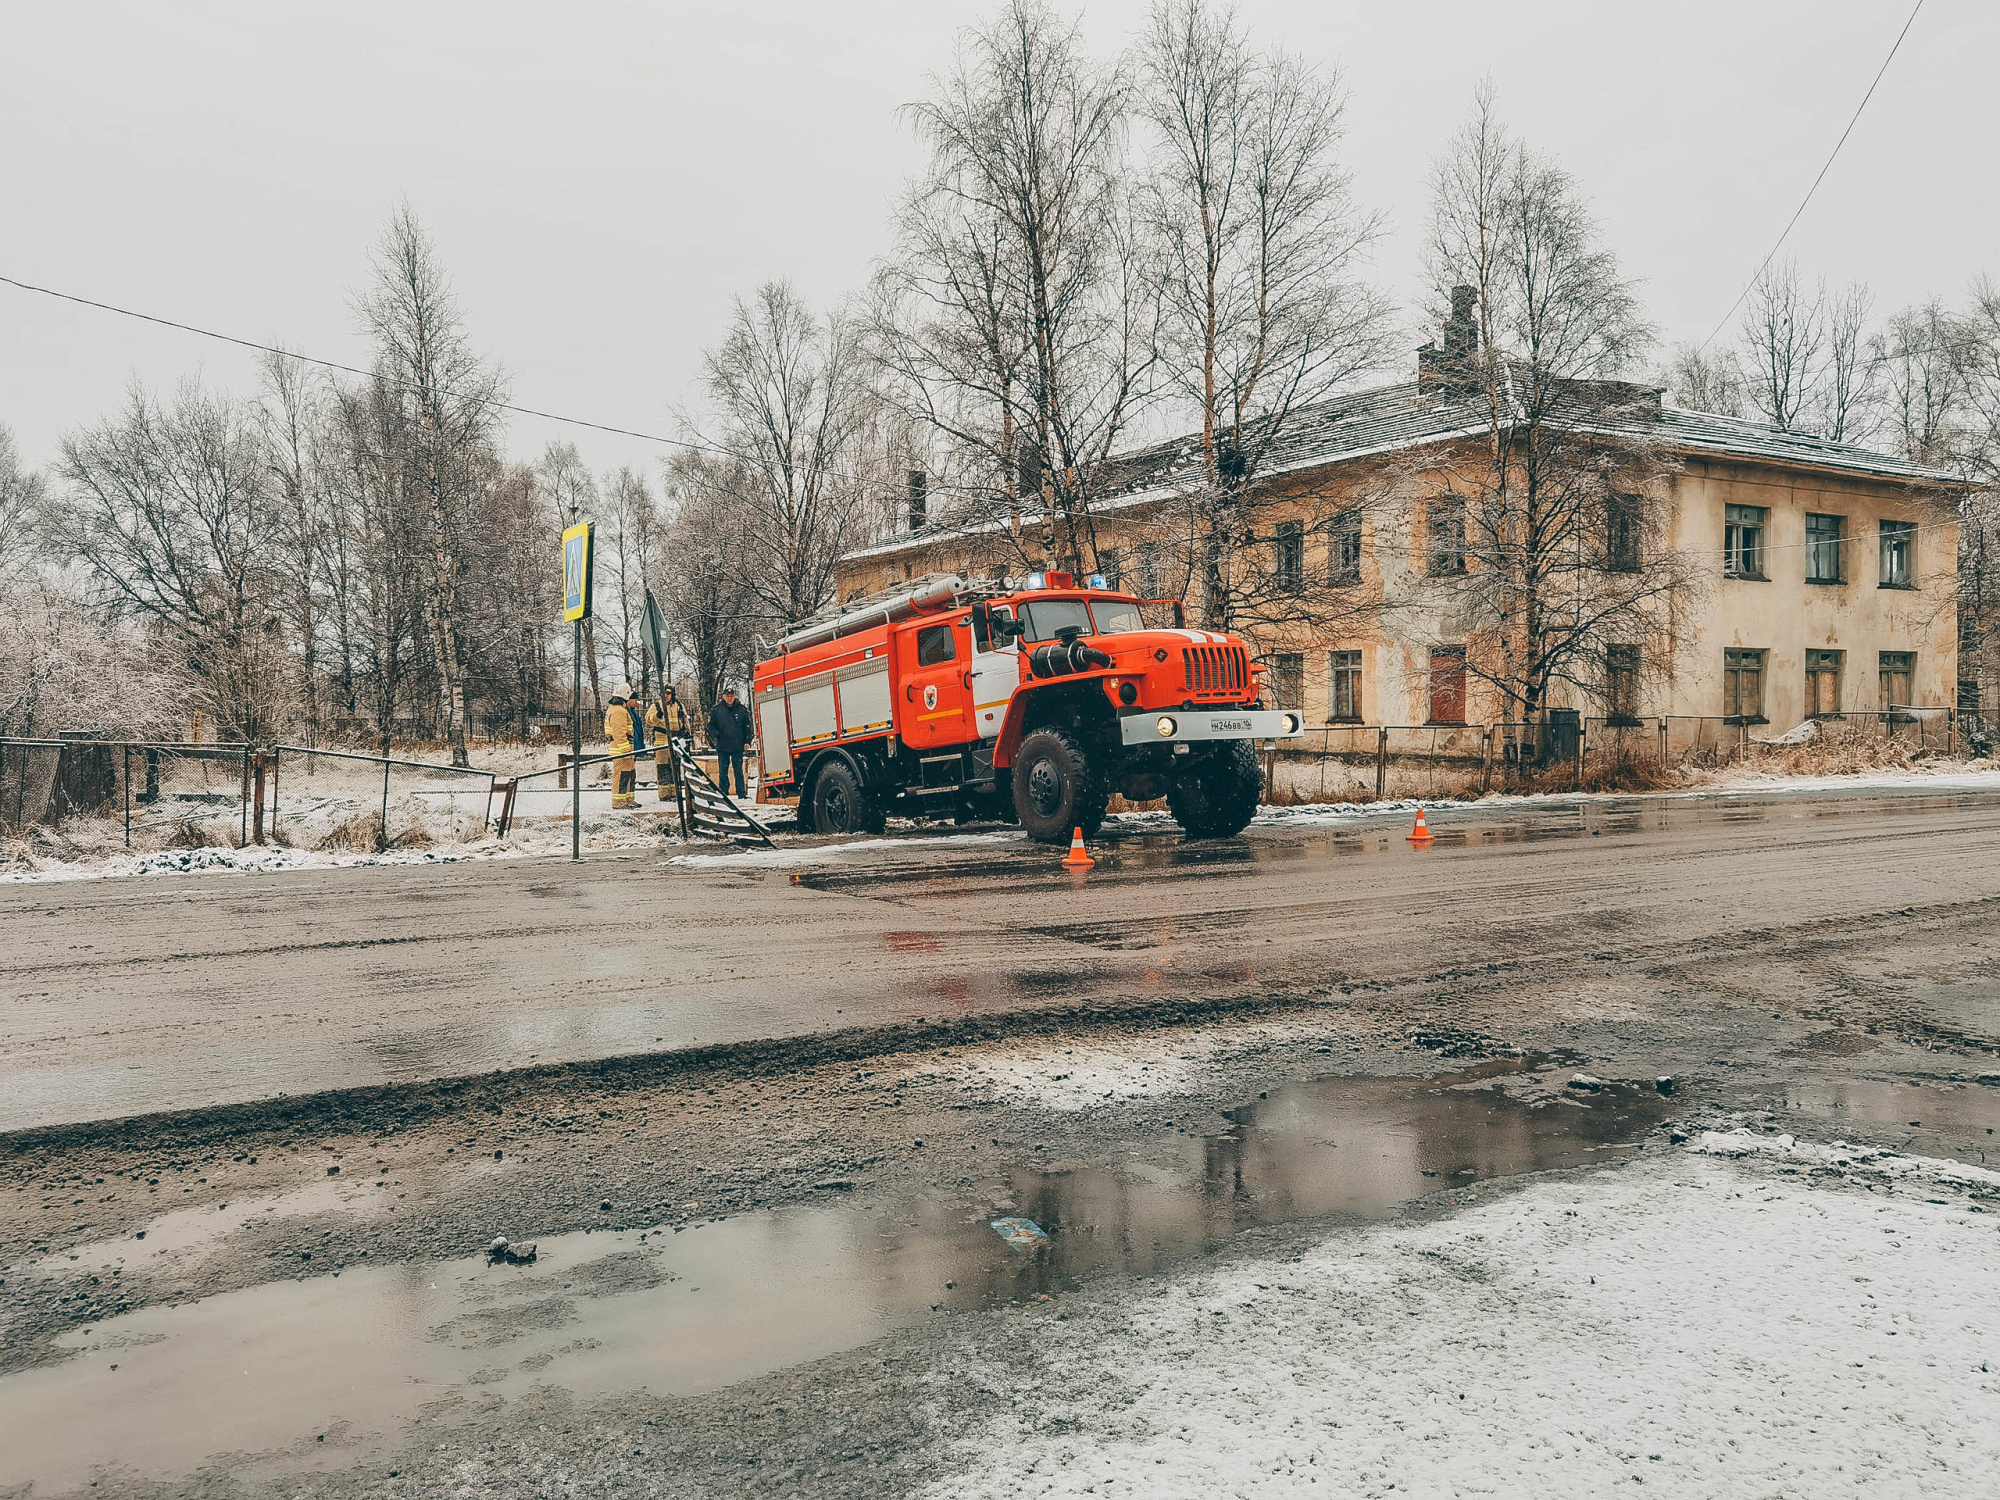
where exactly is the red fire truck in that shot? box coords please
[752,571,1302,842]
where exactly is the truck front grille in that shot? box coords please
[1183,645,1249,696]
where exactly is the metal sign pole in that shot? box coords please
[572,618,583,861]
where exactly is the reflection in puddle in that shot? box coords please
[2,1061,1670,1493]
[1779,1078,2000,1162]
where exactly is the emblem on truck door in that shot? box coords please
[924,684,938,710]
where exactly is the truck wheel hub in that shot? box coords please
[1027,758,1064,816]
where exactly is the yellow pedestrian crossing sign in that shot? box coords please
[562,521,594,622]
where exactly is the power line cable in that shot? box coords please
[0,271,737,458]
[1696,0,1926,354]
[4,269,1019,503]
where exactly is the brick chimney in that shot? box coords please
[907,469,928,532]
[1418,285,1480,395]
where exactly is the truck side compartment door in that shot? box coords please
[896,617,974,749]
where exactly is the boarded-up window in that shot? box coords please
[1606,644,1641,722]
[1270,653,1304,710]
[1605,495,1642,573]
[1805,649,1843,716]
[1879,651,1915,709]
[1723,648,1766,719]
[1095,548,1121,589]
[1428,646,1467,724]
[1329,650,1362,721]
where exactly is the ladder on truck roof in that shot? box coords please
[773,574,1007,654]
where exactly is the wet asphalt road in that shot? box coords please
[6,782,2000,1497]
[6,785,2000,1134]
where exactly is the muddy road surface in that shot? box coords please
[4,783,2000,1497]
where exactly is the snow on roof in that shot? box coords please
[846,378,1964,563]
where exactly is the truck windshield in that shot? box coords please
[1017,597,1149,640]
[1088,599,1145,634]
[1016,599,1091,641]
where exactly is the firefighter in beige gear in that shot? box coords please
[605,684,638,810]
[646,687,689,801]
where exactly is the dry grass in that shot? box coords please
[1752,721,1932,778]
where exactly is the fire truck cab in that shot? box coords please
[753,572,1302,843]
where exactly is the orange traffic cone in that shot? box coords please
[1061,826,1096,869]
[1407,806,1434,843]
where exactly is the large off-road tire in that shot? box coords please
[1010,727,1109,844]
[1166,740,1262,839]
[809,759,885,836]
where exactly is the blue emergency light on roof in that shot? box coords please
[1087,573,1105,589]
[1026,572,1046,589]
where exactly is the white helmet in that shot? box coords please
[614,682,633,699]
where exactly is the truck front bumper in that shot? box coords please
[1119,708,1305,747]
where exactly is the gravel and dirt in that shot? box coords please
[3,777,1999,1496]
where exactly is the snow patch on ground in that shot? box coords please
[1693,1127,2000,1192]
[921,1146,2000,1499]
[927,1026,1306,1111]
[1714,765,2000,797]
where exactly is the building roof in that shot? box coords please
[846,377,1965,564]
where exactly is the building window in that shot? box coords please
[1428,646,1467,724]
[1805,649,1843,717]
[1605,644,1641,723]
[1327,509,1362,585]
[1095,548,1121,589]
[1605,495,1642,573]
[1328,650,1362,721]
[1724,504,1767,579]
[1723,648,1766,721]
[1879,520,1915,588]
[1427,498,1466,576]
[1879,651,1915,710]
[1805,513,1844,583]
[1273,520,1304,594]
[1269,652,1304,711]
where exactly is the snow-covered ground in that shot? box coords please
[923,1135,2000,1499]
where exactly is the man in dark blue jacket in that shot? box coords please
[709,687,753,798]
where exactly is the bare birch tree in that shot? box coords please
[46,381,290,739]
[1415,86,1698,743]
[879,0,1153,573]
[1662,342,1745,416]
[698,281,870,626]
[1134,0,1390,633]
[658,451,762,712]
[359,204,503,765]
[1738,259,1826,431]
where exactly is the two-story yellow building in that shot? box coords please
[839,349,1962,737]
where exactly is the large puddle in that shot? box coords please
[3,1060,1669,1493]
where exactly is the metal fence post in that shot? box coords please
[123,746,132,848]
[379,750,392,852]
[1375,726,1388,799]
[1481,726,1494,794]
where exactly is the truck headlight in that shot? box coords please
[1156,715,1177,737]
[1283,713,1300,733]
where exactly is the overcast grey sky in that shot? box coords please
[4,1,1992,480]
